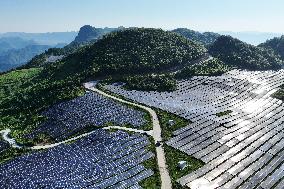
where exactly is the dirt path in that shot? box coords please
[102,126,153,136]
[0,125,153,150]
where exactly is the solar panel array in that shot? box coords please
[27,91,146,141]
[104,69,284,189]
[0,129,154,189]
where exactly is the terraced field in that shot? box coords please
[104,69,284,189]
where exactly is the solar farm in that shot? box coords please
[0,129,154,189]
[0,69,283,189]
[27,91,147,141]
[104,69,284,189]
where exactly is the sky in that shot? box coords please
[0,0,284,33]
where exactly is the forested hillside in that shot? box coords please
[259,35,284,61]
[209,35,283,70]
[84,28,206,76]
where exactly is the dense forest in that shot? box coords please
[124,74,177,92]
[84,28,206,76]
[209,35,283,70]
[175,58,231,78]
[259,35,284,61]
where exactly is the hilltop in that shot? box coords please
[259,35,284,61]
[209,35,283,70]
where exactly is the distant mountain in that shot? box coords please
[259,35,284,60]
[172,28,220,46]
[0,37,37,53]
[74,25,120,44]
[209,35,283,70]
[0,32,78,45]
[219,31,282,45]
[0,32,76,72]
[0,44,53,72]
[26,25,121,68]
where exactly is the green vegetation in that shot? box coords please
[259,35,284,60]
[216,110,233,117]
[140,137,161,189]
[124,74,177,92]
[0,147,32,164]
[209,35,283,70]
[156,109,190,141]
[90,28,206,77]
[156,109,204,188]
[164,145,204,189]
[172,28,220,46]
[272,85,284,101]
[0,65,86,145]
[176,58,231,78]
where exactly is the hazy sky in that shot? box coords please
[1,0,284,33]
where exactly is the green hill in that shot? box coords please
[209,35,283,70]
[259,35,284,60]
[172,28,220,46]
[84,28,206,76]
